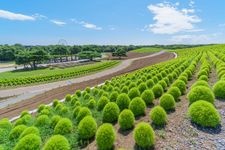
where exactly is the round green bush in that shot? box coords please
[118,109,135,130]
[88,99,96,109]
[187,86,214,104]
[96,123,115,150]
[37,104,46,113]
[213,81,225,99]
[19,126,40,139]
[0,118,12,131]
[9,125,27,140]
[65,94,71,103]
[188,100,221,127]
[75,90,82,97]
[14,134,41,150]
[35,115,51,127]
[133,122,155,148]
[121,86,129,93]
[20,110,29,118]
[78,116,97,140]
[167,86,181,102]
[72,106,81,118]
[198,75,208,81]
[102,102,120,123]
[146,79,155,88]
[159,94,176,111]
[191,80,209,89]
[109,91,119,102]
[128,87,140,100]
[50,115,61,128]
[52,99,59,108]
[76,107,92,123]
[43,135,70,150]
[129,82,136,89]
[116,93,131,110]
[129,97,146,117]
[149,106,167,126]
[141,90,155,105]
[138,83,147,93]
[158,80,167,91]
[97,96,110,111]
[54,118,73,135]
[152,84,164,98]
[172,80,186,95]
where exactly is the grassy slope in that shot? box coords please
[0,61,119,79]
[132,47,163,53]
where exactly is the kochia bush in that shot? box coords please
[188,100,221,128]
[187,86,214,104]
[133,122,155,148]
[14,134,41,150]
[78,116,97,140]
[43,135,70,150]
[19,126,40,139]
[172,80,186,95]
[152,84,164,98]
[9,125,27,140]
[102,102,120,123]
[129,97,146,117]
[159,94,176,111]
[54,118,73,135]
[149,106,167,126]
[97,96,109,111]
[141,90,155,105]
[167,86,181,102]
[76,107,92,123]
[116,93,131,110]
[213,80,225,99]
[96,123,116,150]
[118,109,135,130]
[128,87,140,100]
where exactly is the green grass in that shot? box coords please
[0,60,120,87]
[132,47,163,53]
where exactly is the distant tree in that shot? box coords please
[112,48,127,59]
[69,46,82,60]
[29,47,49,69]
[78,51,101,61]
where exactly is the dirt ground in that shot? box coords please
[106,52,154,60]
[0,52,174,119]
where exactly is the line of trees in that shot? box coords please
[0,44,138,69]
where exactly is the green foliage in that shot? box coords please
[159,94,176,111]
[78,116,97,140]
[97,96,110,111]
[172,80,186,95]
[35,115,51,127]
[152,84,164,98]
[54,118,73,135]
[167,86,181,101]
[187,86,214,104]
[149,106,167,126]
[133,122,155,148]
[118,109,135,130]
[19,126,40,139]
[88,99,96,109]
[102,102,120,123]
[129,97,146,117]
[138,83,147,93]
[43,135,70,150]
[65,94,71,103]
[191,80,209,88]
[76,107,92,123]
[213,80,225,99]
[116,93,131,110]
[0,118,12,131]
[128,87,140,100]
[188,100,221,127]
[109,91,119,102]
[14,134,41,150]
[146,79,155,88]
[96,123,116,150]
[9,125,27,140]
[141,89,155,105]
[73,106,81,118]
[50,115,61,128]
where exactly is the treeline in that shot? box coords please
[0,44,138,69]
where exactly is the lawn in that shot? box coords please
[132,47,164,53]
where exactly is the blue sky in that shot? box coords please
[0,0,225,45]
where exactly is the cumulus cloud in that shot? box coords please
[71,19,102,30]
[146,2,201,34]
[0,9,35,21]
[50,20,66,26]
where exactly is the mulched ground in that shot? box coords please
[0,52,174,119]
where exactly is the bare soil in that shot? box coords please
[0,52,174,119]
[106,52,154,60]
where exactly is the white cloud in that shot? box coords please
[33,13,47,20]
[71,19,102,30]
[50,20,66,26]
[146,2,201,34]
[170,33,223,44]
[0,9,35,21]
